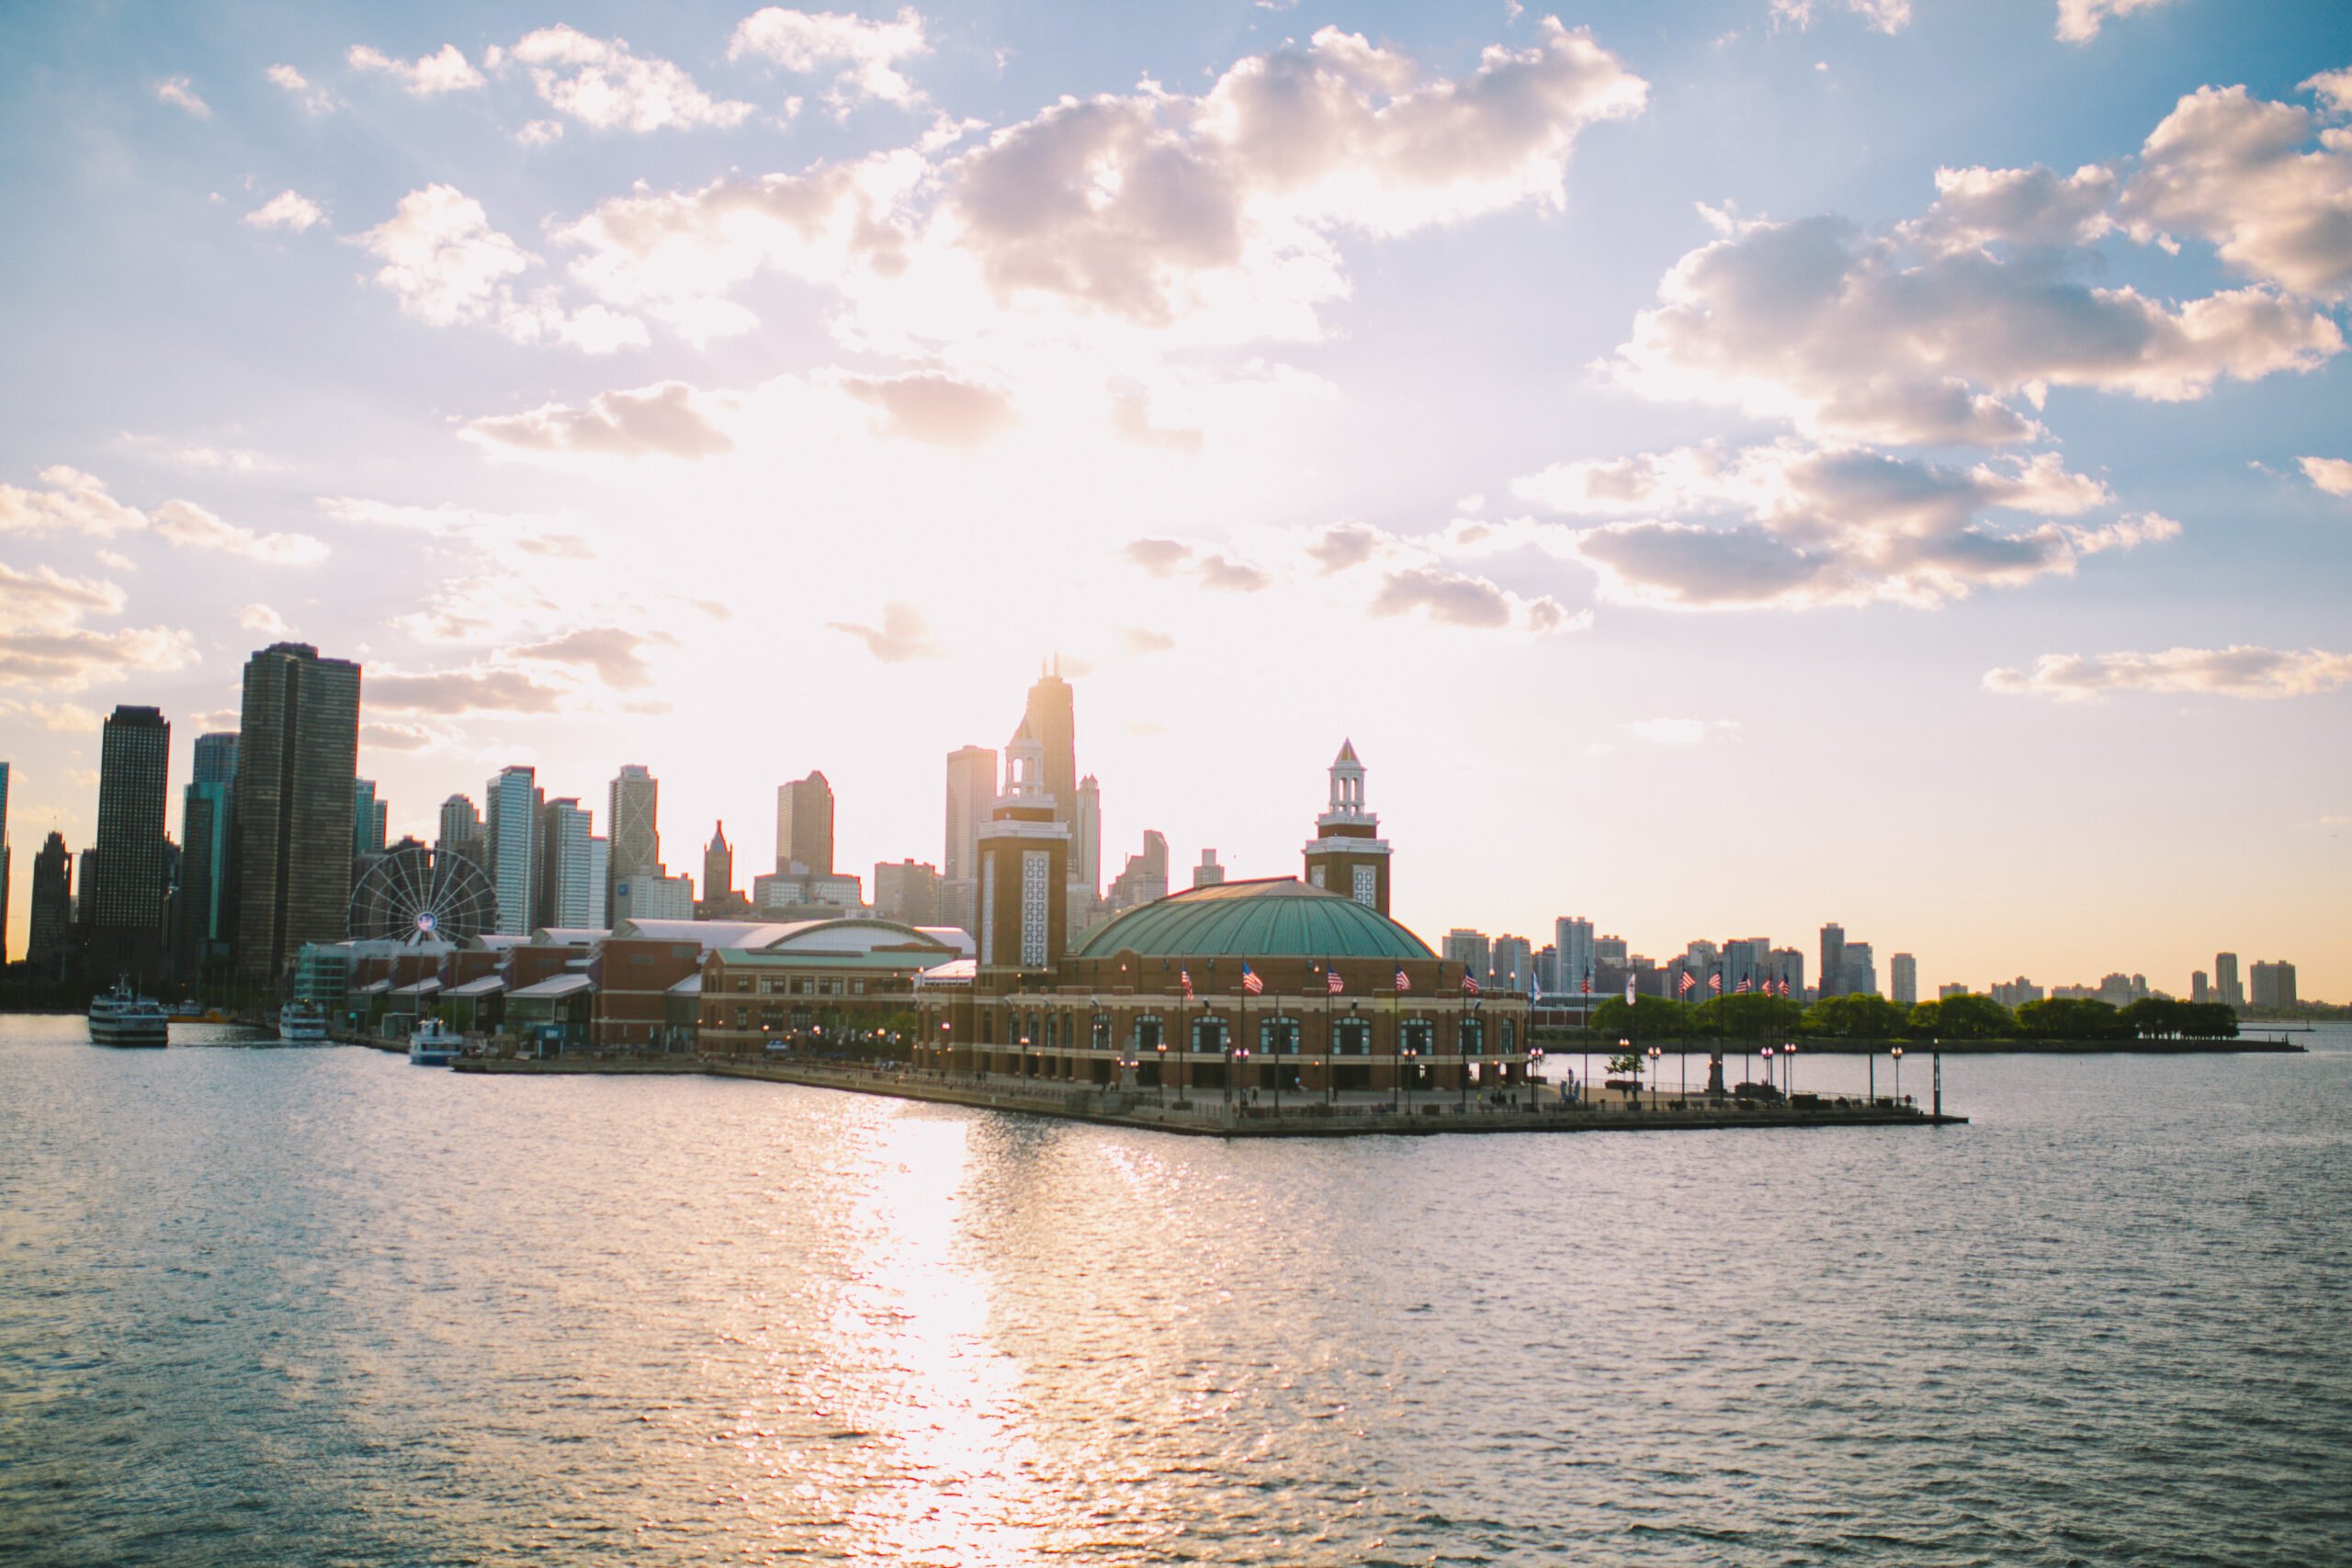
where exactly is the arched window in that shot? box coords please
[1460,1016,1485,1056]
[1260,1015,1301,1055]
[1501,1018,1517,1053]
[1091,1013,1112,1050]
[1193,1015,1228,1054]
[1334,1019,1373,1056]
[980,1012,994,1045]
[1399,1018,1434,1056]
[1134,1014,1163,1050]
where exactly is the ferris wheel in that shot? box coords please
[347,840,496,946]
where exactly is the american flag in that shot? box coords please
[1463,970,1481,995]
[1678,971,1696,996]
[1180,967,1194,999]
[1395,967,1411,993]
[1709,970,1724,996]
[1736,976,1752,995]
[1581,969,1592,996]
[1326,967,1344,996]
[1242,963,1263,995]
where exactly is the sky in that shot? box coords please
[2,0,2348,998]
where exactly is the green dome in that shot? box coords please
[1072,878,1435,962]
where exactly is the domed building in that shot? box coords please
[920,744,1530,1100]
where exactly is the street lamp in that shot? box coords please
[1646,1043,1662,1109]
[1891,1044,1905,1107]
[1783,1041,1798,1098]
[1155,1039,1168,1106]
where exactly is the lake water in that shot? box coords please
[4,1017,2347,1566]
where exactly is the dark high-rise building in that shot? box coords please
[775,771,834,876]
[0,759,11,963]
[88,705,171,978]
[1819,922,1848,999]
[607,764,660,909]
[704,822,734,904]
[1023,659,1077,833]
[27,831,73,976]
[174,733,239,983]
[234,642,361,983]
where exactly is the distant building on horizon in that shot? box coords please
[175,733,238,983]
[1891,952,1917,1007]
[1073,773,1102,899]
[2191,969,2210,1003]
[437,794,484,869]
[0,760,10,964]
[1024,658,1078,842]
[703,822,735,907]
[1443,928,1490,982]
[775,771,834,877]
[91,704,171,981]
[234,643,360,983]
[1819,923,1846,998]
[352,778,388,860]
[483,766,540,936]
[975,716,1069,974]
[26,830,73,976]
[1491,933,1532,993]
[607,764,661,913]
[875,859,942,926]
[537,798,598,930]
[1192,849,1226,889]
[2249,960,2297,1010]
[2214,951,2244,1008]
[1840,941,1878,998]
[942,742,998,938]
[1555,917,1596,992]
[1105,829,1169,912]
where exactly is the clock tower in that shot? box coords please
[1302,740,1391,917]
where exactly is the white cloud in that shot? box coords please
[356,185,650,352]
[729,6,931,108]
[1369,565,1578,633]
[0,560,194,693]
[238,603,296,638]
[2118,83,2352,299]
[509,626,674,689]
[1986,646,2352,700]
[825,601,942,661]
[517,118,565,147]
[2298,456,2352,497]
[463,380,734,457]
[1905,164,2117,253]
[152,500,329,566]
[2055,0,2179,44]
[505,27,752,131]
[347,43,485,96]
[1110,385,1204,455]
[154,77,210,118]
[366,665,568,715]
[2308,67,2352,115]
[243,190,325,232]
[1515,440,2179,609]
[837,370,1016,446]
[1770,0,1911,34]
[0,562,127,621]
[0,699,104,732]
[266,63,338,114]
[117,435,269,473]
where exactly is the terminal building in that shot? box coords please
[917,739,1527,1095]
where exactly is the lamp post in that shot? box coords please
[1233,1044,1251,1113]
[1462,998,1481,1111]
[1760,1043,1774,1103]
[1646,1043,1661,1109]
[1155,1039,1167,1106]
[1892,1044,1905,1107]
[1783,1041,1797,1098]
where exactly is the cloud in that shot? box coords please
[838,371,1017,446]
[1306,523,1383,573]
[825,601,942,662]
[356,185,649,352]
[1196,554,1270,592]
[366,666,567,715]
[0,560,194,693]
[729,6,931,108]
[1368,563,1577,633]
[151,500,329,565]
[1517,440,2184,609]
[504,27,752,131]
[0,562,126,621]
[238,603,296,638]
[517,118,565,147]
[347,43,484,96]
[154,77,210,118]
[464,380,732,457]
[1110,386,1204,455]
[0,699,104,732]
[243,190,325,232]
[2117,83,2352,299]
[117,435,269,473]
[510,626,673,688]
[1120,626,1175,655]
[266,63,337,114]
[1905,164,2117,253]
[2309,67,2352,115]
[1120,537,1270,592]
[361,721,439,752]
[1769,0,1912,34]
[1123,538,1193,577]
[2298,456,2352,497]
[1611,211,2340,446]
[2055,0,2178,43]
[1985,646,2352,700]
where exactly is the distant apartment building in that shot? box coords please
[1555,917,1597,990]
[1819,923,1847,998]
[537,798,599,930]
[942,743,999,937]
[2249,961,2297,1009]
[1769,947,1807,998]
[175,732,238,981]
[483,766,540,935]
[1891,953,1918,1007]
[1073,774,1102,898]
[613,872,694,923]
[438,794,484,868]
[1491,934,1533,993]
[607,764,661,911]
[1192,849,1226,889]
[234,643,361,982]
[1722,937,1771,992]
[775,771,834,876]
[1443,929,1491,982]
[1939,983,1971,1000]
[875,859,943,926]
[1990,976,2044,1009]
[1841,942,1877,998]
[2214,952,2243,1008]
[1105,830,1169,911]
[2190,969,2211,1003]
[352,778,388,858]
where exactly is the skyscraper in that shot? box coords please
[352,778,388,859]
[1555,917,1597,990]
[234,643,361,982]
[1819,923,1847,999]
[438,794,484,867]
[704,822,735,906]
[91,705,171,978]
[2214,951,2243,1008]
[0,760,10,963]
[1492,933,1533,993]
[1023,659,1077,832]
[2249,961,2297,1009]
[1841,942,1878,998]
[1073,773,1102,897]
[1443,929,1491,981]
[1891,952,1918,1007]
[483,766,540,935]
[1105,829,1169,910]
[1193,849,1226,888]
[775,771,834,876]
[175,733,238,983]
[874,859,941,925]
[944,745,997,881]
[607,764,660,909]
[27,831,73,976]
[537,797,597,930]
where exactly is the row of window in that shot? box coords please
[972,1012,1517,1055]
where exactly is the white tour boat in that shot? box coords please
[88,979,169,1048]
[409,1018,462,1066]
[278,999,331,1044]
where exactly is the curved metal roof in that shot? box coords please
[1071,877,1436,962]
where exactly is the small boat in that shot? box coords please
[278,999,331,1044]
[89,979,170,1047]
[409,1018,462,1066]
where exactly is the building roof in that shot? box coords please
[917,958,976,988]
[1071,877,1437,962]
[445,976,506,998]
[510,973,594,999]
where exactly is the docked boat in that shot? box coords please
[409,1018,462,1066]
[88,980,169,1048]
[278,999,331,1044]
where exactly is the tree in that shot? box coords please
[1590,994,1690,1040]
[1693,992,1805,1041]
[1907,993,2014,1041]
[2016,996,2132,1042]
[2120,998,2240,1040]
[1803,993,1910,1042]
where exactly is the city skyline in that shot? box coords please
[2,1,2347,997]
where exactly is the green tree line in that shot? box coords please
[1577,991,2238,1043]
